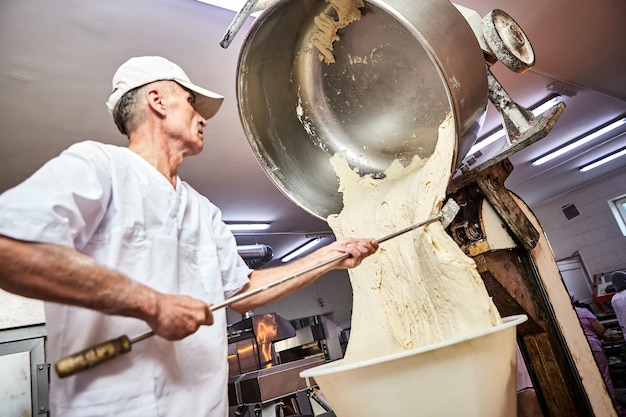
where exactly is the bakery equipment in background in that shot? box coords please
[228,313,296,374]
[593,272,619,313]
[227,314,336,416]
[273,316,328,364]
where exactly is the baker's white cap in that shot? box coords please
[106,56,224,120]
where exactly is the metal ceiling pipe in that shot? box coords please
[237,244,274,268]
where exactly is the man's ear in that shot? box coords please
[146,87,167,117]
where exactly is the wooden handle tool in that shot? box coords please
[55,198,459,378]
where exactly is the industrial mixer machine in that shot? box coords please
[232,0,615,415]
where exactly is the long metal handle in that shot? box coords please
[375,213,443,244]
[219,0,260,49]
[54,252,347,378]
[55,199,458,378]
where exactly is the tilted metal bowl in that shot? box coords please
[237,0,488,220]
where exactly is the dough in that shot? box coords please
[310,0,365,64]
[328,114,502,364]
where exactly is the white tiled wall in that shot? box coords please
[530,167,626,277]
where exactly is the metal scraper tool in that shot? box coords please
[375,198,460,243]
[55,198,460,378]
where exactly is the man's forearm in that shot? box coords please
[233,249,334,311]
[228,237,378,313]
[0,235,158,320]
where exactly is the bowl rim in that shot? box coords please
[300,314,528,377]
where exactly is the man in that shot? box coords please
[0,56,378,417]
[612,271,626,334]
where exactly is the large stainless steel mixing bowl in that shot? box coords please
[237,0,488,220]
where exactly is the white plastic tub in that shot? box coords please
[300,315,527,417]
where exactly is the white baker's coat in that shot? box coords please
[0,141,252,417]
[612,290,626,335]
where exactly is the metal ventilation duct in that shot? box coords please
[237,244,274,269]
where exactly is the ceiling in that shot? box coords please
[1,0,625,267]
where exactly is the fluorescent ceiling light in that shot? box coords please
[195,0,246,12]
[531,96,563,115]
[579,147,626,172]
[195,0,265,16]
[468,96,563,155]
[467,128,505,155]
[533,117,626,166]
[282,238,321,263]
[227,223,271,231]
[237,244,266,251]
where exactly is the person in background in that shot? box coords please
[612,271,626,335]
[0,56,379,417]
[516,345,543,417]
[573,291,624,414]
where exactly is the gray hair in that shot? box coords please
[112,84,149,136]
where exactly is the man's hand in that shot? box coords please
[213,236,379,315]
[321,237,379,269]
[146,293,215,341]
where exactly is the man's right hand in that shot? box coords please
[146,293,214,341]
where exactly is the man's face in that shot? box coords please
[164,82,207,156]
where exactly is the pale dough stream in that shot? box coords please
[328,114,502,364]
